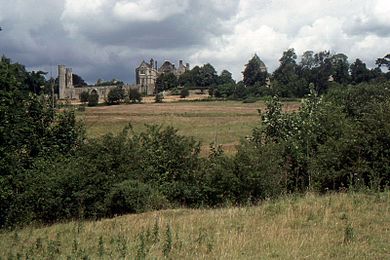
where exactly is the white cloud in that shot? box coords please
[113,0,189,22]
[1,0,389,83]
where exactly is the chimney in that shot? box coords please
[179,60,183,67]
[155,61,158,70]
[150,58,154,67]
[186,63,190,70]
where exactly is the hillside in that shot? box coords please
[1,192,389,259]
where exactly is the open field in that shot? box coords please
[80,100,300,155]
[1,192,389,259]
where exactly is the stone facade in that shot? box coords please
[58,65,137,100]
[58,58,190,100]
[135,58,190,95]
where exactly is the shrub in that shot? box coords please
[88,92,99,106]
[129,88,142,103]
[180,88,189,98]
[107,87,125,105]
[79,91,89,104]
[155,93,164,103]
[105,180,168,215]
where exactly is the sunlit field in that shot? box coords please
[79,100,300,155]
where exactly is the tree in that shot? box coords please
[0,56,84,227]
[330,53,350,84]
[376,54,390,70]
[88,91,99,106]
[273,48,299,85]
[156,73,178,92]
[107,86,125,105]
[199,63,218,88]
[218,70,235,85]
[243,54,268,86]
[79,91,89,104]
[350,59,370,84]
[180,88,190,98]
[129,88,142,103]
[72,74,87,87]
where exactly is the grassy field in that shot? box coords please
[1,192,389,259]
[79,100,300,155]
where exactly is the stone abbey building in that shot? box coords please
[136,58,190,95]
[58,59,190,99]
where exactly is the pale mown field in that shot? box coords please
[79,100,300,155]
[1,192,389,259]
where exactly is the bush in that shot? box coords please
[180,88,190,98]
[155,93,164,103]
[129,88,142,103]
[107,87,125,105]
[79,91,89,104]
[105,180,168,215]
[88,92,99,106]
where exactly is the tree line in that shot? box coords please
[1,55,389,228]
[149,50,390,101]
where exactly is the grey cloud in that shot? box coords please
[344,17,390,37]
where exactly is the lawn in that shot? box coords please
[79,100,300,154]
[1,192,389,259]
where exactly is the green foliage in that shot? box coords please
[128,88,142,103]
[88,91,99,106]
[107,86,125,105]
[72,74,87,87]
[154,92,164,103]
[350,59,371,84]
[156,72,178,92]
[79,91,89,103]
[376,53,390,70]
[218,70,235,85]
[180,88,189,98]
[243,54,268,87]
[105,180,168,215]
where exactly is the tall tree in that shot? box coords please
[273,48,298,85]
[350,59,370,84]
[330,53,350,84]
[243,54,268,86]
[218,70,235,85]
[376,54,390,70]
[199,63,218,88]
[156,72,178,92]
[72,74,87,87]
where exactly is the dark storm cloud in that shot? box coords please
[62,1,239,49]
[1,0,389,83]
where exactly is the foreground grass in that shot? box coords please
[80,100,300,155]
[1,192,389,259]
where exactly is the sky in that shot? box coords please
[0,0,389,84]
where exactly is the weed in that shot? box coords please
[152,218,159,243]
[344,223,355,244]
[163,224,173,257]
[98,236,104,257]
[136,230,146,259]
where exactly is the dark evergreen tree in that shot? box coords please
[243,54,268,86]
[218,70,235,85]
[350,59,371,84]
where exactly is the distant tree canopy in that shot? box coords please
[156,72,177,92]
[96,78,124,86]
[72,74,87,87]
[376,54,390,70]
[178,64,219,88]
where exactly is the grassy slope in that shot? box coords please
[1,192,389,259]
[79,100,300,155]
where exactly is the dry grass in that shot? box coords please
[1,192,389,259]
[79,100,300,155]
